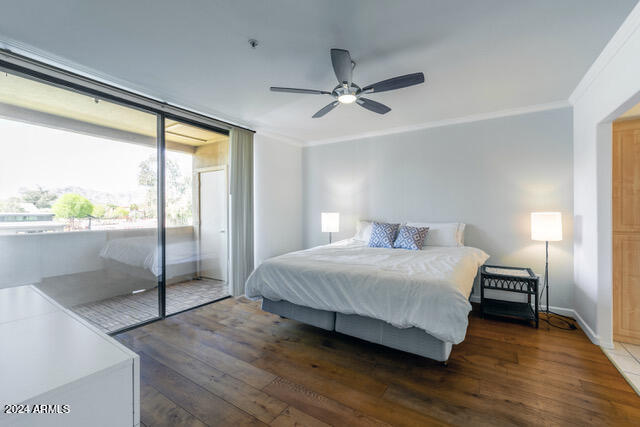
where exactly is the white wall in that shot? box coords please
[253,134,303,266]
[571,3,640,347]
[302,108,575,308]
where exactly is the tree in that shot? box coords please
[137,158,156,187]
[138,156,187,192]
[138,156,158,218]
[20,186,57,209]
[0,197,25,213]
[92,204,106,218]
[114,207,130,219]
[52,194,94,219]
[104,205,130,219]
[138,155,192,224]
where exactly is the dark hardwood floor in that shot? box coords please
[116,297,640,426]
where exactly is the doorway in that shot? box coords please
[197,167,228,282]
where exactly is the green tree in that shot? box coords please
[92,204,107,218]
[114,207,130,219]
[52,194,94,219]
[104,205,130,219]
[20,186,57,209]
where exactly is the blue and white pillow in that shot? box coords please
[368,222,400,248]
[393,225,429,250]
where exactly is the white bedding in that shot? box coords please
[245,239,489,344]
[100,236,198,276]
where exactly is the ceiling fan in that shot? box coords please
[270,49,425,118]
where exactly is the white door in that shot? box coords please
[199,169,227,281]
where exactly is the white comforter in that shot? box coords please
[245,239,489,344]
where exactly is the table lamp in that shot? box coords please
[321,212,339,243]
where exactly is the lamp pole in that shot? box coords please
[531,211,575,329]
[545,240,549,315]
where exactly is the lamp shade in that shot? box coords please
[321,212,339,233]
[531,212,562,241]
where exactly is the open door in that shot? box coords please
[198,167,228,281]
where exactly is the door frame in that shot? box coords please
[194,165,229,282]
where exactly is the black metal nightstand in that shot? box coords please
[480,265,539,328]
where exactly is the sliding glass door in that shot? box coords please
[0,68,163,333]
[0,66,231,333]
[163,118,230,315]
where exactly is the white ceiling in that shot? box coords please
[0,0,637,144]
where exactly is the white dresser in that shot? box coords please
[0,286,139,427]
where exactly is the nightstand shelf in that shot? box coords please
[481,298,536,321]
[480,265,539,328]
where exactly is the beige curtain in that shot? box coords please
[229,127,254,296]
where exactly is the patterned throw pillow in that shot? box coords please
[393,225,429,250]
[368,222,400,248]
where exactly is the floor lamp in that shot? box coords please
[531,212,576,329]
[321,212,339,244]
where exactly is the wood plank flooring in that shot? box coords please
[116,297,640,426]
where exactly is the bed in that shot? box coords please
[245,236,489,362]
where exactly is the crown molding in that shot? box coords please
[254,129,305,147]
[303,100,570,147]
[569,2,640,105]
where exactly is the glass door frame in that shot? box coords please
[0,57,231,335]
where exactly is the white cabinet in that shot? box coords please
[0,286,139,427]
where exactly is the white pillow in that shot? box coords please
[405,222,465,247]
[353,220,373,242]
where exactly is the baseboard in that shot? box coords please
[538,303,574,319]
[571,310,601,346]
[470,295,601,346]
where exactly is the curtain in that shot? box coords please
[229,127,254,296]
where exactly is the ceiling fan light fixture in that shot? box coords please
[338,93,357,104]
[269,48,425,117]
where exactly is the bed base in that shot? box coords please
[261,298,452,362]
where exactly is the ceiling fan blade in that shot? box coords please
[312,101,340,118]
[362,72,425,93]
[330,49,353,86]
[271,87,331,95]
[356,98,391,115]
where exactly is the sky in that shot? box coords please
[0,117,192,202]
